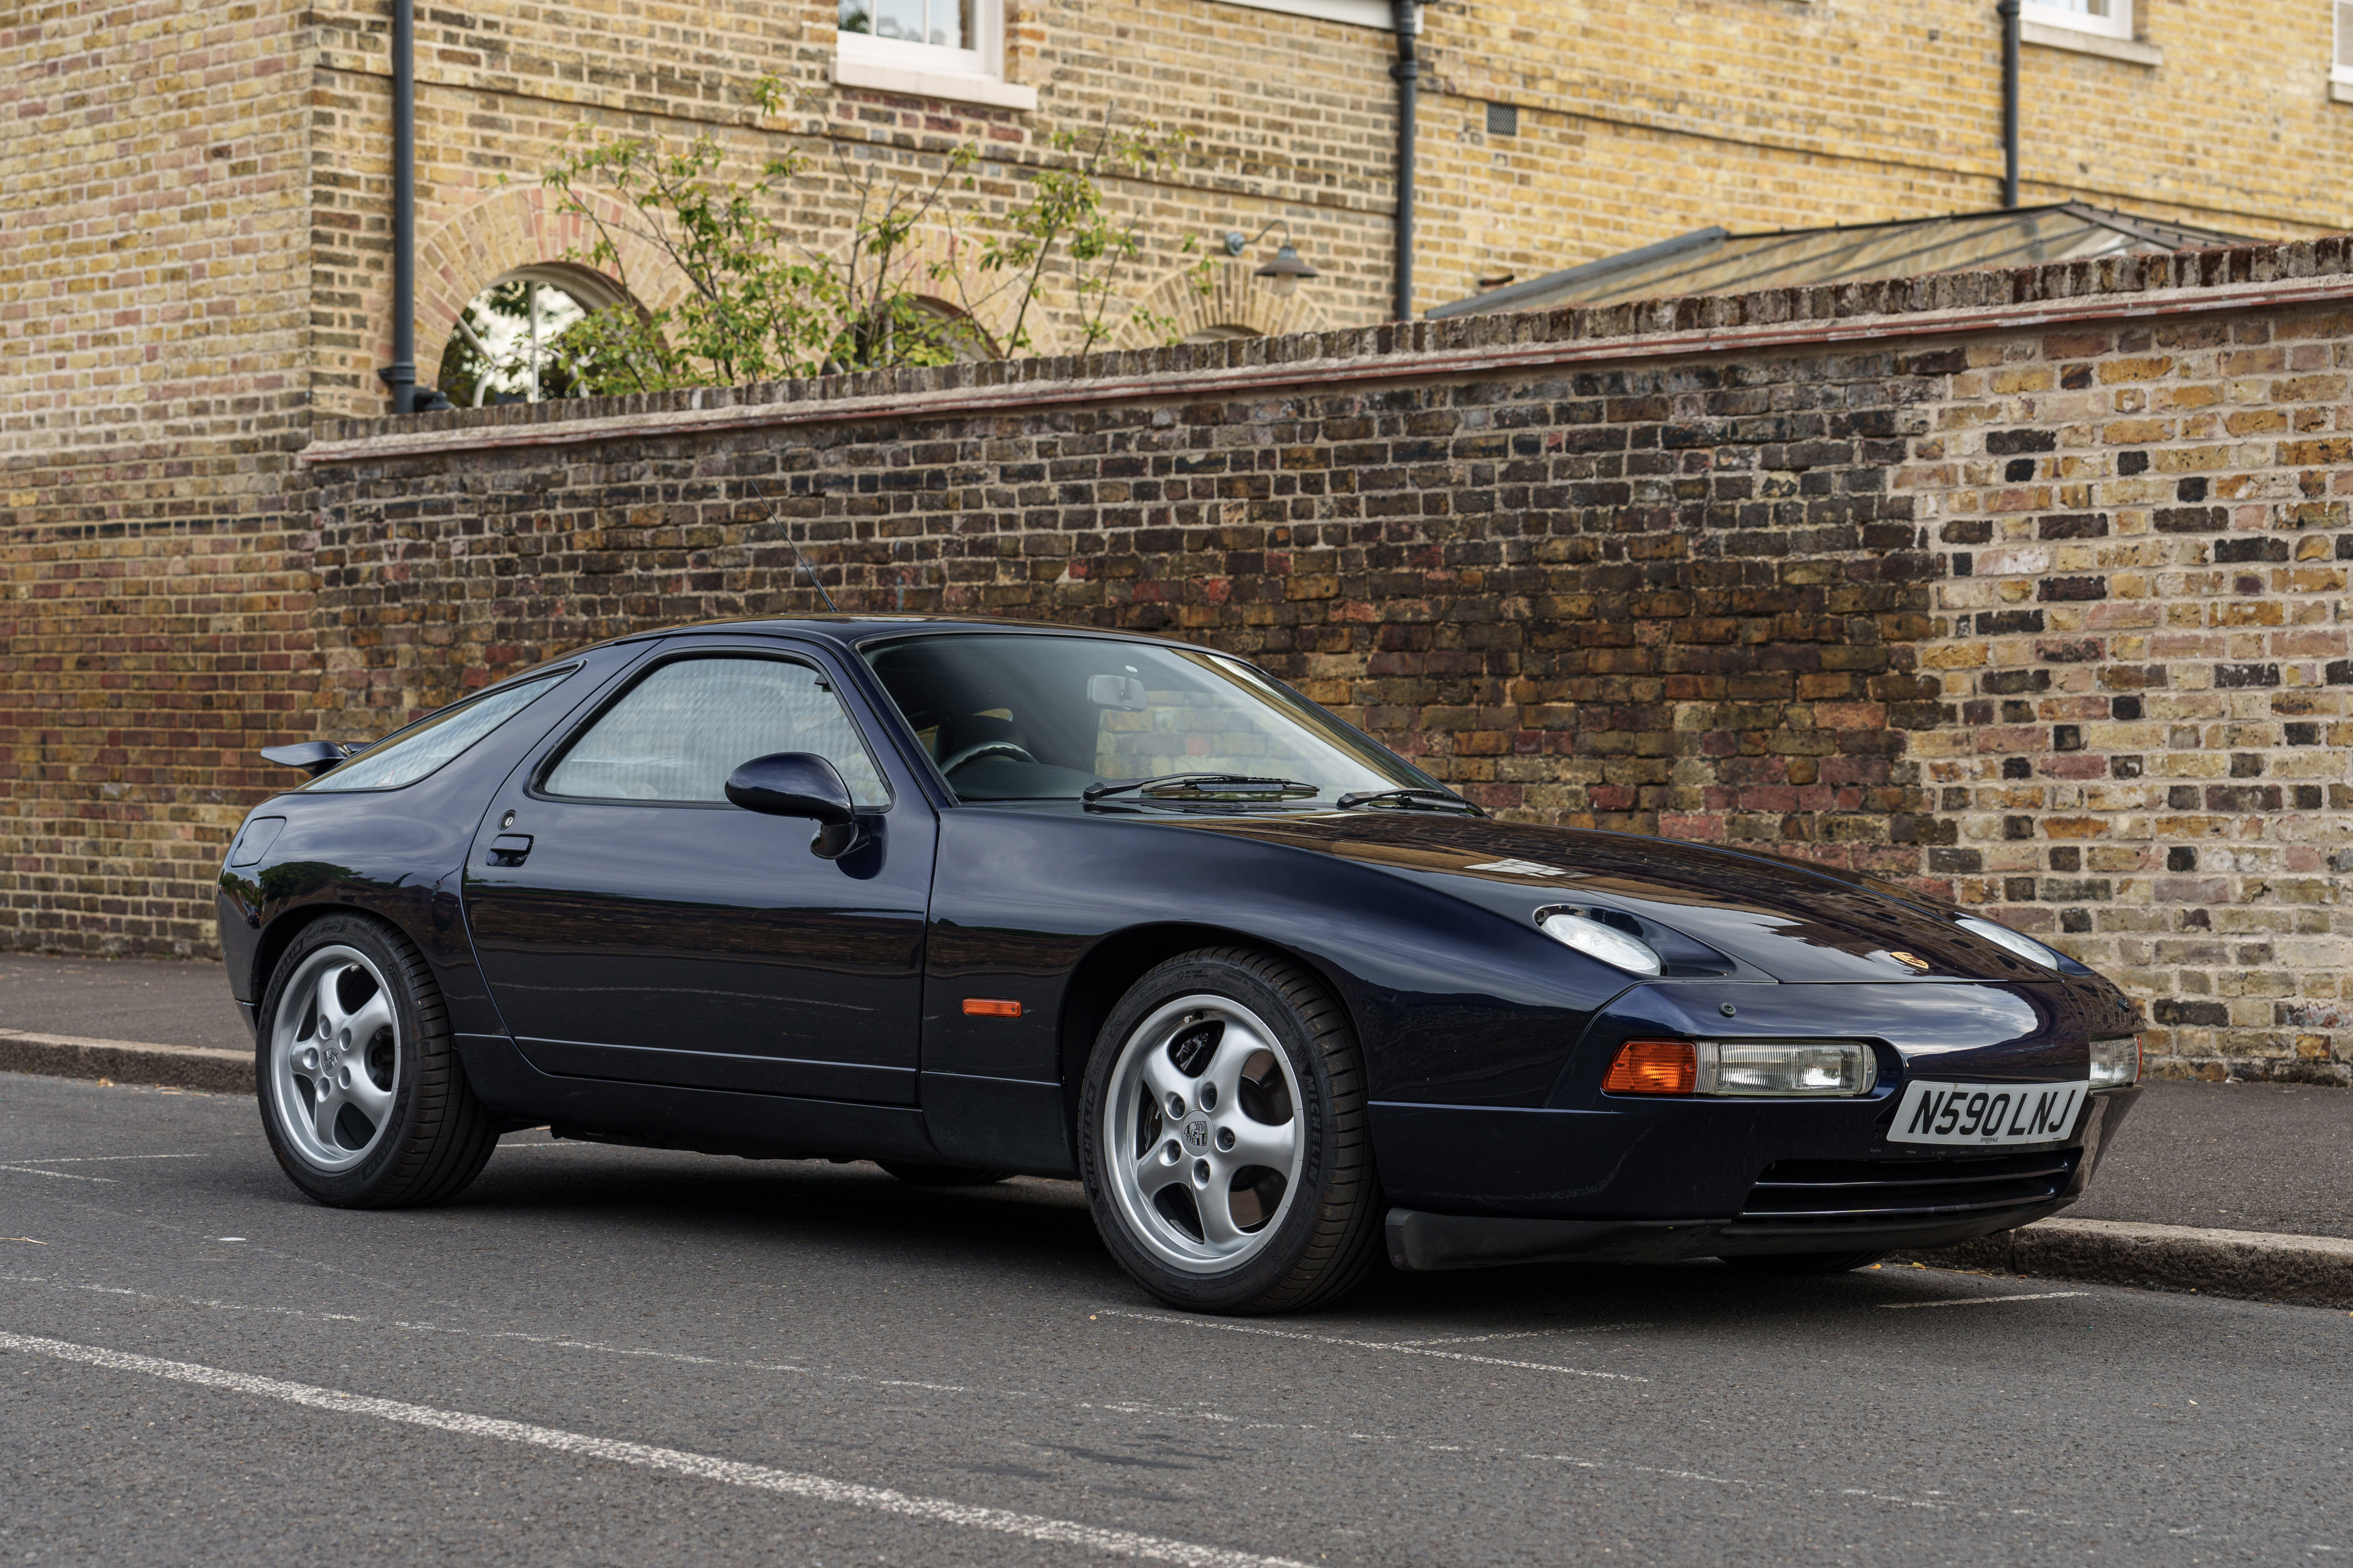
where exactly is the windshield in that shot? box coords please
[861,634,1444,804]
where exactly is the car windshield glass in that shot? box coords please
[304,670,569,792]
[861,634,1443,804]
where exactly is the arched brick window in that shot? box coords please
[434,264,637,408]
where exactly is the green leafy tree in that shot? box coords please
[953,117,1203,359]
[540,86,1207,395]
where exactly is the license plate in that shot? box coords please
[1887,1079,2087,1147]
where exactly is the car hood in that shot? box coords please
[1148,811,2065,986]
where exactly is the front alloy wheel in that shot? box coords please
[1081,947,1382,1314]
[1103,994,1306,1274]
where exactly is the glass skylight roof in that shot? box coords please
[1428,203,2251,320]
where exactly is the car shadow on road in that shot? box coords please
[434,1142,1991,1329]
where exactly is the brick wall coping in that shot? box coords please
[302,240,2353,467]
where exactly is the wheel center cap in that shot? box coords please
[1182,1117,1210,1152]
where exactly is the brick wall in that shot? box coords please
[258,238,2353,1082]
[0,0,320,959]
[1907,296,2353,1079]
[7,209,2351,1080]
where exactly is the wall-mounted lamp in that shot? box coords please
[1221,220,1320,298]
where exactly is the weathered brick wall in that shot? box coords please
[0,0,321,959]
[265,239,2353,1082]
[1905,301,2353,1079]
[7,238,2351,1086]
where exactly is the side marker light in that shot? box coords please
[962,999,1022,1018]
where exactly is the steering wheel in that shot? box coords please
[940,740,1038,776]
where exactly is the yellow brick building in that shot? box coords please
[8,0,2350,441]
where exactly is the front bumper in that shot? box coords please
[1373,1084,2139,1270]
[1386,1197,2067,1271]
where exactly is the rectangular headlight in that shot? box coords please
[1697,1040,1877,1098]
[2089,1035,2141,1089]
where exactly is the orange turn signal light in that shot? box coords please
[1603,1038,1697,1096]
[962,998,1022,1018]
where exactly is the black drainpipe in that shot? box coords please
[1999,0,2021,208]
[378,0,420,413]
[1391,0,1420,321]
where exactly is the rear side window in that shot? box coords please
[542,656,892,808]
[305,671,570,792]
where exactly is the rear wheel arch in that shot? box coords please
[251,898,448,1024]
[250,903,347,1012]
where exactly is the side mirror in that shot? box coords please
[724,752,866,860]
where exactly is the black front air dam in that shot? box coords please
[1384,1199,2070,1272]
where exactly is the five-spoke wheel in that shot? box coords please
[268,945,400,1171]
[1080,946,1383,1314]
[1103,993,1304,1274]
[255,914,500,1208]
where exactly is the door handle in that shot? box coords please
[487,833,534,867]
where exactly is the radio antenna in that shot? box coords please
[741,471,839,614]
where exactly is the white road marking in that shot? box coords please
[1093,1310,1648,1381]
[0,1278,2194,1536]
[1384,1324,1651,1346]
[0,1328,1311,1568]
[1881,1292,2089,1310]
[2,1153,212,1165]
[0,1165,115,1183]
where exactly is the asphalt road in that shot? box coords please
[1,1071,2345,1566]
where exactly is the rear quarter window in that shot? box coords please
[304,670,571,792]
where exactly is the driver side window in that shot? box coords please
[545,656,892,808]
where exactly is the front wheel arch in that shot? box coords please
[1055,923,1362,1148]
[1078,944,1384,1313]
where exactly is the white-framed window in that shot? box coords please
[2336,0,2353,85]
[2023,0,2132,39]
[835,0,1036,109]
[1208,0,1397,25]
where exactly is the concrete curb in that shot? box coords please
[0,1029,251,1096]
[1900,1217,2353,1311]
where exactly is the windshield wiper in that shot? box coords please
[1334,787,1480,814]
[1083,772,1320,803]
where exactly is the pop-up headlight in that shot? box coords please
[1955,915,2067,970]
[1537,910,1663,976]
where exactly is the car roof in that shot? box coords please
[595,613,1220,658]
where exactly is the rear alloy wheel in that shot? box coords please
[1080,947,1381,1314]
[256,914,498,1208]
[1721,1249,1891,1275]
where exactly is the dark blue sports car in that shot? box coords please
[219,616,2143,1313]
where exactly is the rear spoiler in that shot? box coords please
[259,741,363,778]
